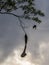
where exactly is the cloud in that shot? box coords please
[0,48,34,65]
[0,42,49,65]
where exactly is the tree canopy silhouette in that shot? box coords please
[0,0,45,57]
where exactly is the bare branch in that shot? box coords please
[0,11,26,33]
[21,34,28,57]
[18,17,26,33]
[0,12,24,18]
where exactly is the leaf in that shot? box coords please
[32,17,38,21]
[24,10,28,14]
[25,15,31,19]
[33,25,36,29]
[32,17,42,23]
[37,10,45,16]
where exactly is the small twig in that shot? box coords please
[18,17,26,33]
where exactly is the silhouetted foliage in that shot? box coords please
[0,0,45,57]
[33,25,36,29]
[0,0,44,23]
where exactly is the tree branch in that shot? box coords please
[0,11,24,18]
[0,11,26,33]
[18,17,26,33]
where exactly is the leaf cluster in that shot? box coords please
[0,0,45,25]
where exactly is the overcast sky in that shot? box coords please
[0,0,49,65]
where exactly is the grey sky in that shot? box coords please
[0,0,49,65]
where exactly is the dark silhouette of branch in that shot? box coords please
[0,12,24,18]
[0,11,28,58]
[0,12,26,32]
[21,34,28,57]
[21,43,27,57]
